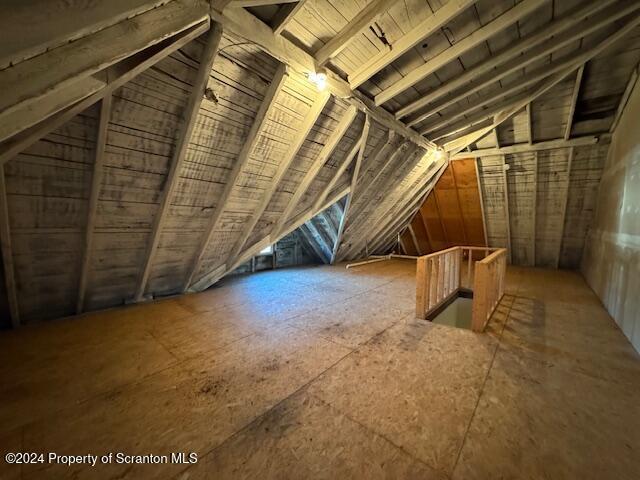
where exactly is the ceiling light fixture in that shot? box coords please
[307,71,327,91]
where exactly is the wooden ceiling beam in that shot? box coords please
[339,142,416,245]
[0,21,209,166]
[183,63,288,292]
[224,89,331,269]
[228,0,298,7]
[331,115,371,264]
[368,162,447,254]
[375,0,547,106]
[0,0,209,144]
[209,5,436,150]
[341,151,438,260]
[315,0,396,67]
[134,23,224,301]
[398,0,626,122]
[76,95,113,314]
[443,12,640,154]
[609,62,639,133]
[348,0,479,88]
[564,65,585,140]
[271,1,309,36]
[272,105,357,238]
[451,136,598,159]
[312,135,363,214]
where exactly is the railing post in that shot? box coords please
[429,257,437,309]
[472,262,488,332]
[416,256,429,319]
[467,248,472,289]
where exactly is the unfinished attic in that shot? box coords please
[1,0,640,478]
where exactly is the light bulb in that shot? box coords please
[308,71,327,91]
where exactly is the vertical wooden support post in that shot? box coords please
[416,256,429,318]
[467,248,472,288]
[0,165,19,327]
[77,94,112,314]
[556,146,573,269]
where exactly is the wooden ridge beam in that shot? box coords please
[348,0,479,88]
[0,0,209,144]
[0,21,209,166]
[209,6,436,150]
[331,115,371,263]
[225,89,331,269]
[564,65,585,140]
[0,165,19,327]
[375,0,547,106]
[398,0,626,122]
[450,136,598,159]
[134,23,224,301]
[272,105,357,238]
[76,95,113,314]
[183,63,288,292]
[315,0,395,67]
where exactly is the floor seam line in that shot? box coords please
[308,391,452,479]
[173,347,360,478]
[449,288,519,478]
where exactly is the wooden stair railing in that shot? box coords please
[415,246,507,332]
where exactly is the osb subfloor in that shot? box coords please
[1,260,640,479]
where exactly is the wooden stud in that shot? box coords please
[610,63,639,133]
[531,151,538,267]
[526,103,533,145]
[183,63,288,292]
[272,105,357,238]
[564,65,584,140]
[332,115,370,263]
[0,165,19,327]
[76,94,112,313]
[501,156,512,264]
[408,224,421,256]
[375,0,547,105]
[556,147,574,269]
[134,23,224,301]
[474,158,488,246]
[225,90,331,268]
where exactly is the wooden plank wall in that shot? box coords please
[396,159,486,256]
